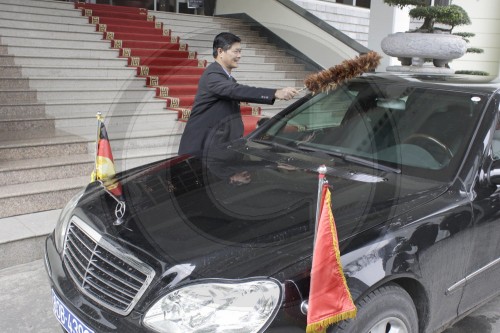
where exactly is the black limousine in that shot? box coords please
[45,73,500,333]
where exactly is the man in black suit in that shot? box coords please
[178,32,298,160]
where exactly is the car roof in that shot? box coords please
[357,72,500,94]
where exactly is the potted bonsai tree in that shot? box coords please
[381,0,472,71]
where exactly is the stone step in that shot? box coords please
[0,116,55,132]
[163,22,260,37]
[0,8,88,25]
[0,126,182,161]
[0,103,46,119]
[0,1,78,17]
[0,65,136,78]
[0,55,127,67]
[0,77,147,90]
[0,0,75,10]
[35,87,157,101]
[0,16,93,33]
[186,38,280,51]
[173,31,267,44]
[65,116,182,139]
[0,65,22,77]
[0,35,112,50]
[0,87,158,102]
[0,146,174,186]
[5,45,120,58]
[0,90,38,103]
[0,176,87,219]
[0,26,104,42]
[0,77,30,89]
[0,128,90,161]
[43,99,167,116]
[1,105,176,132]
[197,52,297,64]
[161,14,251,26]
[195,56,304,74]
[174,46,290,58]
[0,99,167,119]
[53,109,178,130]
[0,53,15,65]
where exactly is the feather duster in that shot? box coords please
[304,51,382,94]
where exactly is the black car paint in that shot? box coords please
[45,75,500,333]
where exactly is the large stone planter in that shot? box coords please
[381,32,467,73]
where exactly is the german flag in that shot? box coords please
[90,118,123,198]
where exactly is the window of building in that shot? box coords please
[425,0,451,5]
[335,0,371,9]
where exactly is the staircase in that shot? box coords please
[0,0,311,218]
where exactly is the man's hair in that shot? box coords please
[212,32,241,58]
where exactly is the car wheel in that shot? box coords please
[328,283,418,333]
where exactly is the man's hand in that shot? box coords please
[229,171,251,186]
[275,87,299,100]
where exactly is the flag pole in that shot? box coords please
[306,164,357,332]
[314,165,328,243]
[303,164,328,315]
[92,112,102,182]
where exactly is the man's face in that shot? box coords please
[219,42,242,71]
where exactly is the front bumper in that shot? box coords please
[44,233,307,333]
[45,233,149,332]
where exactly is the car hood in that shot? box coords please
[75,142,448,282]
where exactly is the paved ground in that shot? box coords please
[0,260,59,332]
[1,259,499,333]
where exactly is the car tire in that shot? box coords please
[328,283,418,333]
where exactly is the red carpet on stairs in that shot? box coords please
[75,2,263,135]
[128,58,205,67]
[90,17,162,29]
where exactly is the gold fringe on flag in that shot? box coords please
[306,310,357,333]
[304,51,382,94]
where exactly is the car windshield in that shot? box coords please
[255,79,487,180]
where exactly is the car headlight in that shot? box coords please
[143,278,283,333]
[54,189,85,252]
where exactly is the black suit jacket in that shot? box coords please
[178,61,276,156]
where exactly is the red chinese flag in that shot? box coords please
[306,184,356,333]
[91,122,123,197]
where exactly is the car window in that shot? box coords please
[257,81,487,179]
[492,96,500,159]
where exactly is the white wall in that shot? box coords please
[368,0,410,71]
[215,0,360,69]
[451,0,500,76]
[290,0,370,46]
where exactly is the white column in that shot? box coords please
[368,0,410,71]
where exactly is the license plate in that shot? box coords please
[52,289,95,333]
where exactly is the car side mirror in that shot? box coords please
[488,159,500,185]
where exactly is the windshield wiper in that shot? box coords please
[297,143,401,174]
[251,138,302,153]
[296,143,344,158]
[344,154,401,174]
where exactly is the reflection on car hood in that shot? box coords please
[77,143,448,280]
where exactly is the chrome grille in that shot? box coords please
[63,216,155,315]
